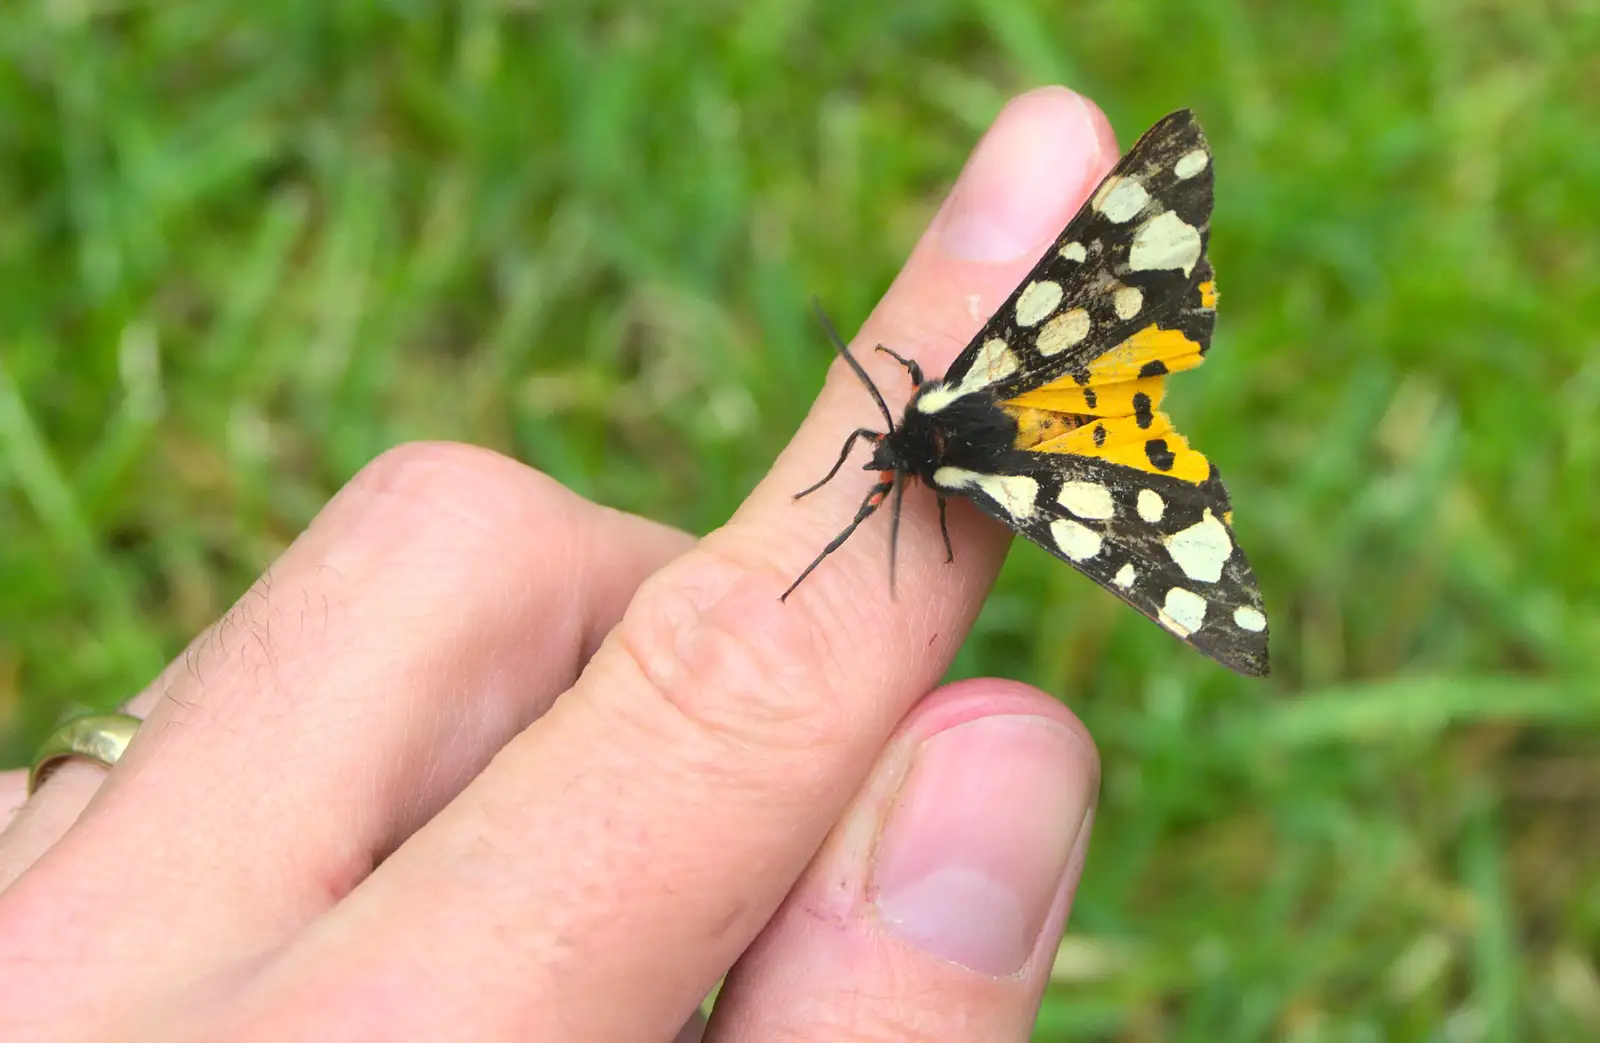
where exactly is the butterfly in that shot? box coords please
[782,110,1269,676]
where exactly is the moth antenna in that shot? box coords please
[812,298,895,433]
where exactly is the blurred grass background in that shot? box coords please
[2,1,1598,1038]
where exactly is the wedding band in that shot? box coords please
[26,713,143,797]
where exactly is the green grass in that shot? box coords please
[3,1,1599,1038]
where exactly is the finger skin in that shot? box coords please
[706,681,1099,1043]
[0,443,692,1033]
[0,771,27,839]
[238,88,1120,1043]
[0,763,109,890]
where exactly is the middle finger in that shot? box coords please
[0,443,690,1010]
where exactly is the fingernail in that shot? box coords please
[872,714,1094,976]
[935,88,1105,263]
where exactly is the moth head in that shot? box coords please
[865,434,900,473]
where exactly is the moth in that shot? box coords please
[782,110,1269,676]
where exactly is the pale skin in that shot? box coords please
[0,87,1118,1042]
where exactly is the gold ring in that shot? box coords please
[26,713,142,797]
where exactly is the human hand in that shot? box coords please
[0,86,1115,1042]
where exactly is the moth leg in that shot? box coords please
[780,478,894,601]
[874,345,924,388]
[887,472,907,596]
[936,494,954,563]
[794,428,882,500]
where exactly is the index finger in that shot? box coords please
[267,88,1117,1042]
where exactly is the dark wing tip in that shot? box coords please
[1216,630,1271,677]
[1120,109,1211,179]
[1237,650,1271,678]
[1150,108,1198,132]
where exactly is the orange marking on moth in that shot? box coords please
[1004,406,1212,483]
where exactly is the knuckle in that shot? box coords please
[345,441,578,542]
[608,546,864,761]
[163,443,595,713]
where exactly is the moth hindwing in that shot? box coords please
[786,109,1269,677]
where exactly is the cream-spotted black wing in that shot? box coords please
[931,449,1268,676]
[932,110,1215,405]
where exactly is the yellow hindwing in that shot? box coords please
[1003,321,1212,483]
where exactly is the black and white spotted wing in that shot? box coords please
[935,109,1215,403]
[931,451,1269,676]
